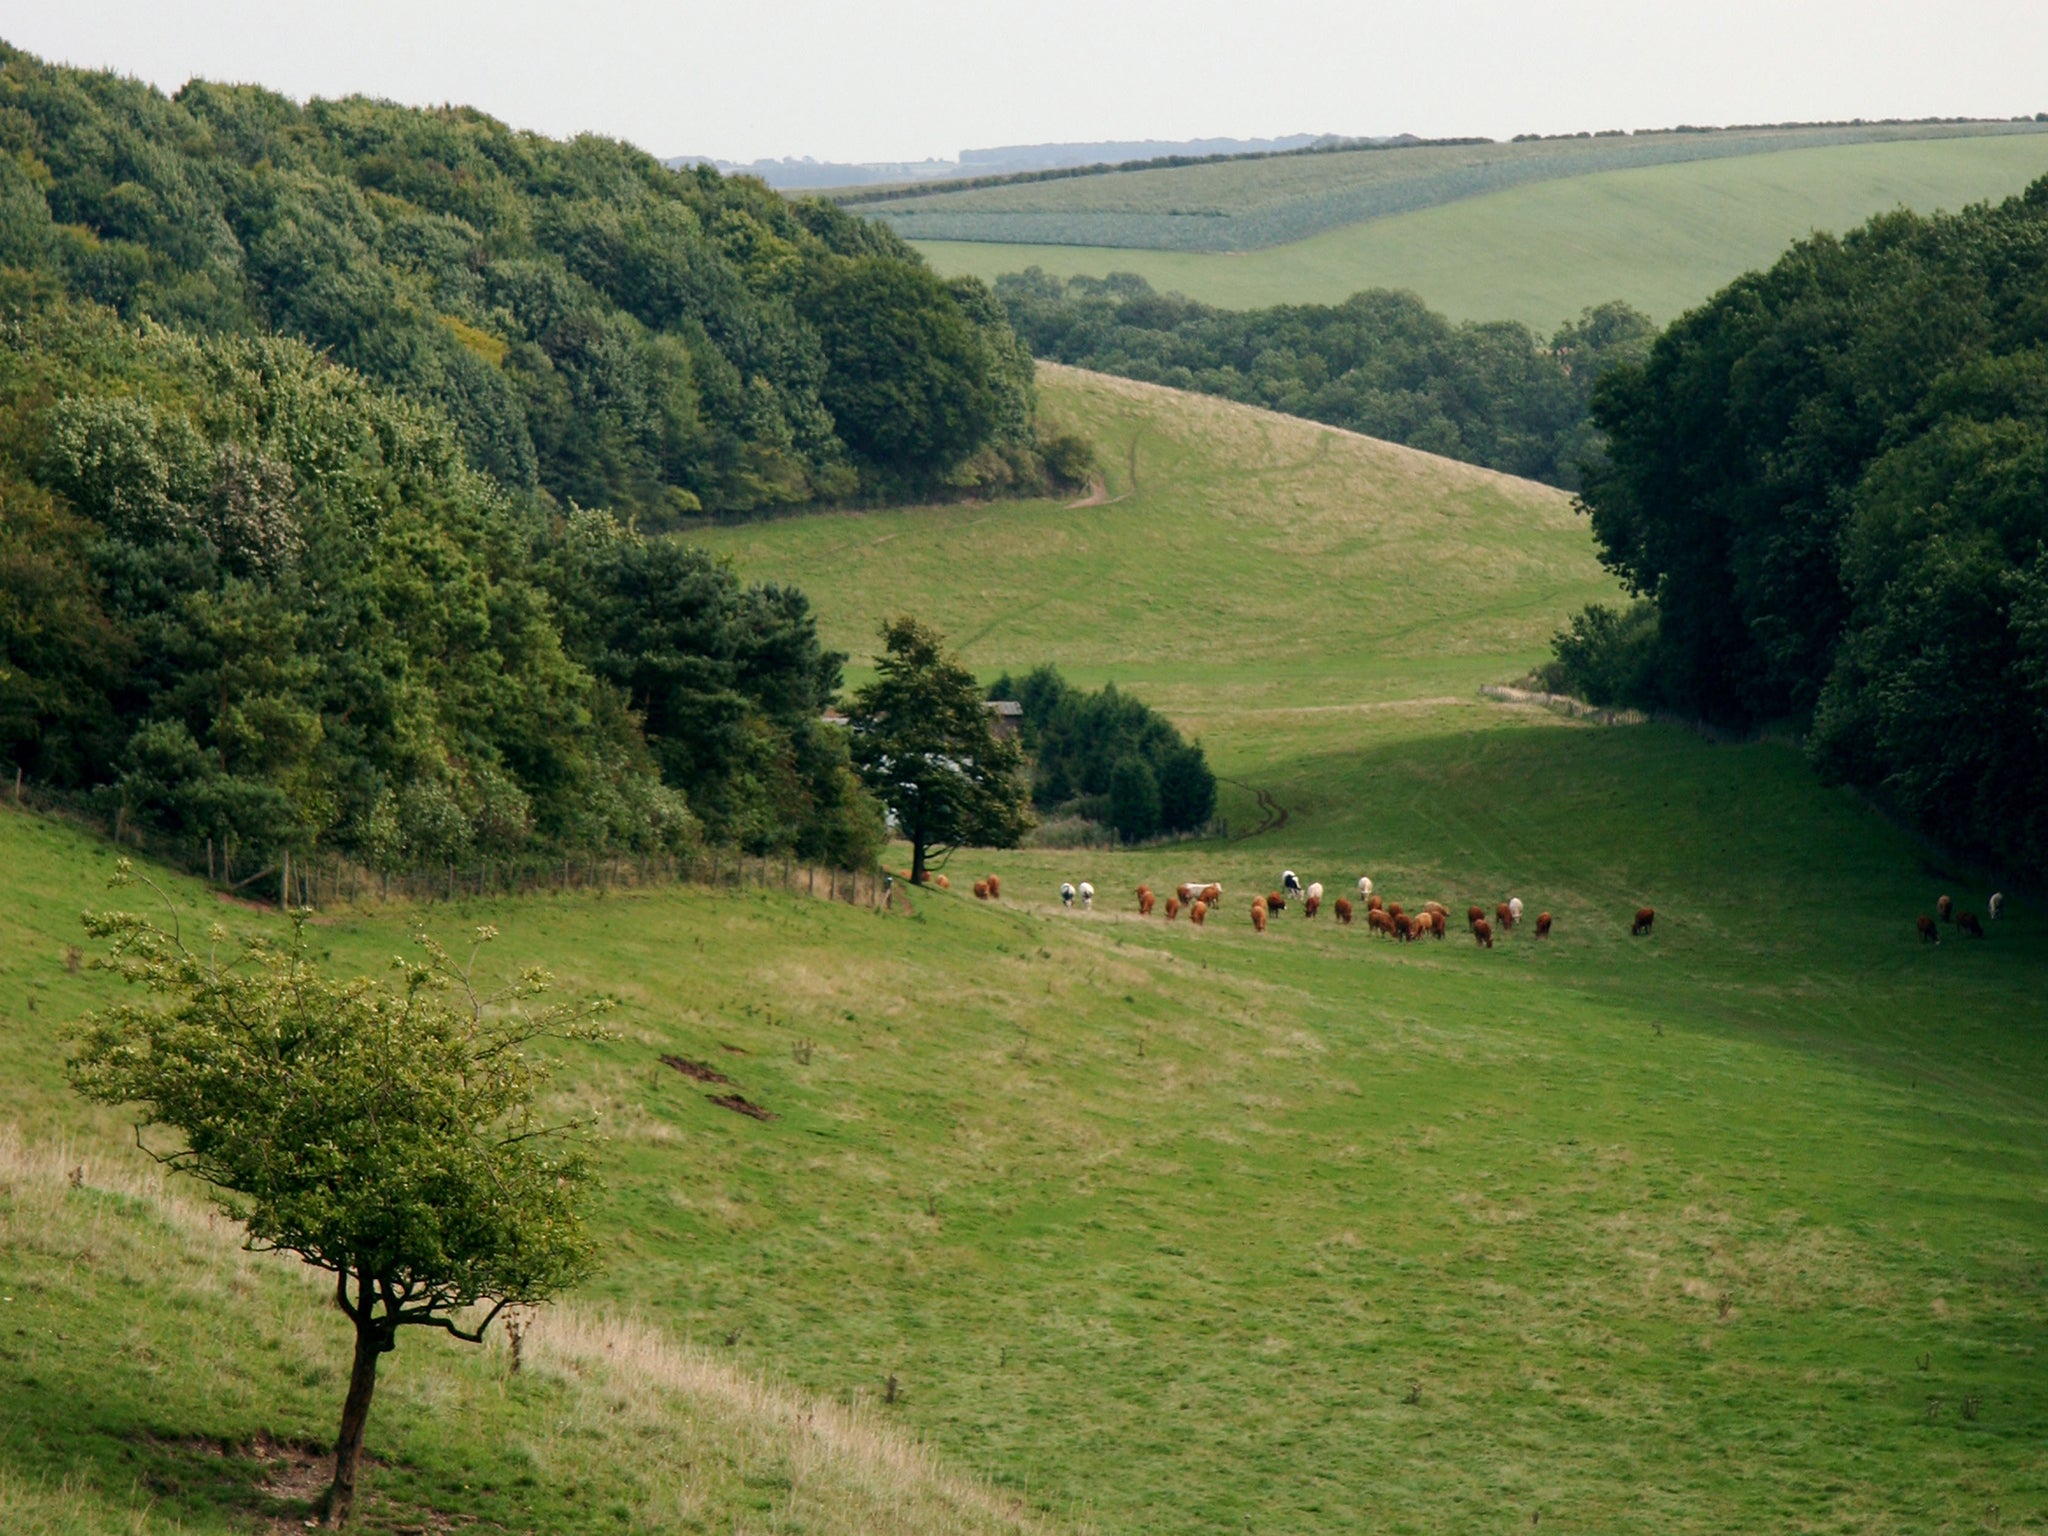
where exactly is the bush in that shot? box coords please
[1539,601,1664,707]
[1108,756,1161,843]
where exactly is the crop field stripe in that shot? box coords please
[915,134,2048,328]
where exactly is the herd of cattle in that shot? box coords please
[934,868,2007,949]
[1917,891,2004,943]
[1003,869,1653,945]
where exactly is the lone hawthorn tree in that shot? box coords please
[848,616,1029,884]
[67,865,611,1527]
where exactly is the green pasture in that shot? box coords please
[2,370,2044,1533]
[914,134,2048,328]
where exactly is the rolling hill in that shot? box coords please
[3,370,2044,1533]
[910,132,2048,327]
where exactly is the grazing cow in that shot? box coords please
[1917,914,1939,944]
[1358,876,1374,899]
[973,880,990,900]
[1079,881,1095,911]
[1304,893,1322,918]
[1632,907,1656,937]
[1199,883,1223,906]
[1190,900,1208,926]
[1508,897,1523,925]
[1176,882,1193,903]
[1989,892,2004,921]
[1495,902,1514,931]
[935,874,950,889]
[1137,885,1155,916]
[1958,911,1985,939]
[1387,902,1404,921]
[1267,891,1288,913]
[987,874,1001,900]
[1307,881,1324,904]
[1060,882,1076,909]
[1368,894,1384,913]
[1422,901,1448,919]
[1251,898,1268,933]
[1368,908,1395,937]
[1937,894,1953,924]
[1468,904,1486,929]
[1166,897,1181,921]
[1535,911,1553,939]
[1428,910,1446,939]
[1283,870,1304,900]
[1335,897,1354,925]
[1473,918,1494,948]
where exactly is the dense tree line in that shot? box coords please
[993,270,1654,489]
[0,285,882,870]
[1545,177,2048,876]
[989,665,1216,843]
[0,43,1077,519]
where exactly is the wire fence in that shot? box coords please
[2,767,891,913]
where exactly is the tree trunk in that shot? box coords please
[323,1321,385,1526]
[910,836,927,886]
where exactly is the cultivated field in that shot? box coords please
[913,133,2048,326]
[3,370,2043,1533]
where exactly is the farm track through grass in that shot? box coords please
[3,369,2044,1533]
[914,132,2048,327]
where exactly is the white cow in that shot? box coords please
[1306,881,1324,905]
[1060,882,1076,908]
[1357,875,1374,899]
[1079,881,1095,911]
[1990,892,2005,921]
[1508,897,1524,924]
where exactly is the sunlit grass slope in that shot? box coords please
[3,371,2045,1533]
[915,134,2048,327]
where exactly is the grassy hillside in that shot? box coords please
[915,134,2048,327]
[4,371,2045,1533]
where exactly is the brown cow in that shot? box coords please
[1367,894,1384,913]
[1303,893,1321,918]
[1535,911,1553,938]
[1957,911,1984,938]
[973,880,990,900]
[1251,898,1268,933]
[1367,908,1395,937]
[1266,890,1287,913]
[1387,902,1404,921]
[1467,904,1485,929]
[1495,902,1514,931]
[935,874,950,890]
[1199,883,1222,906]
[1335,897,1354,925]
[1632,907,1656,937]
[1428,910,1446,939]
[986,874,1001,900]
[1473,917,1494,948]
[1166,897,1181,921]
[1137,885,1156,916]
[1917,914,1939,944]
[1190,900,1208,926]
[1176,883,1194,904]
[1937,894,1953,924]
[1423,901,1448,919]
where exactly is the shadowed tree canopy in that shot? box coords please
[848,617,1028,882]
[66,872,610,1525]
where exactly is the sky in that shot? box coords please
[3,0,2045,165]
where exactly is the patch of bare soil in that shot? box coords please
[707,1092,776,1121]
[661,1053,731,1084]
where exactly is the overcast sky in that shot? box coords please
[4,1,2045,165]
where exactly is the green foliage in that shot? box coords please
[996,271,1652,488]
[991,663,1215,836]
[1539,600,1664,707]
[67,874,610,1519]
[0,42,1038,517]
[1106,755,1160,843]
[849,617,1028,879]
[1574,176,2048,873]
